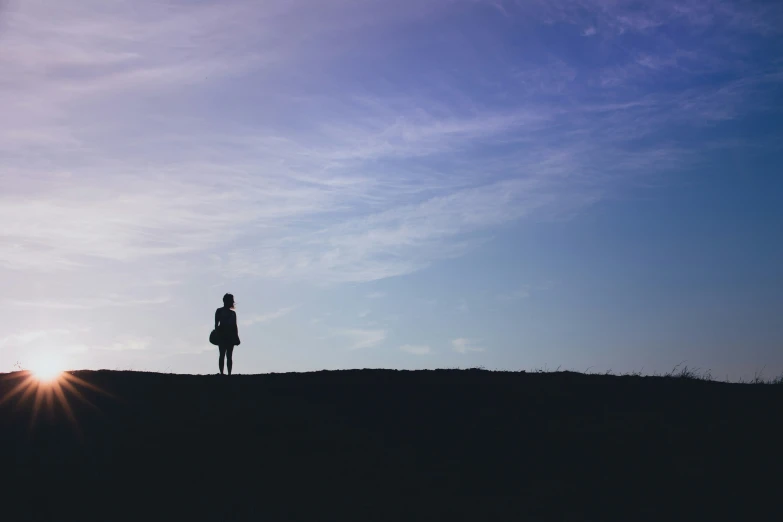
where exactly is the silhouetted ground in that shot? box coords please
[1,369,781,521]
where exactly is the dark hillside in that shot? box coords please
[1,369,781,521]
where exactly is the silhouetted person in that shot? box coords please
[215,293,240,375]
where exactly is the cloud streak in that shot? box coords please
[400,344,432,355]
[240,306,297,326]
[337,329,387,350]
[0,0,779,376]
[452,338,485,354]
[0,329,72,348]
[3,1,778,283]
[0,1,780,296]
[8,295,170,310]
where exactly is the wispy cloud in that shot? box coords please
[0,329,72,347]
[0,0,779,377]
[146,279,182,287]
[337,328,387,350]
[240,306,297,326]
[400,344,432,355]
[525,0,783,35]
[1,56,768,283]
[0,328,93,360]
[5,0,774,281]
[102,337,151,352]
[452,338,485,354]
[0,0,780,377]
[8,295,170,310]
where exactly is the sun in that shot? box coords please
[1,357,108,432]
[28,353,65,382]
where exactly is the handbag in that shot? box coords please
[210,328,240,346]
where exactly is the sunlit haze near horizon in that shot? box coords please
[1,0,782,379]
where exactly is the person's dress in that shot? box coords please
[215,308,239,346]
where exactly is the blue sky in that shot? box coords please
[1,0,782,379]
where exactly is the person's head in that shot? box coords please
[222,293,235,309]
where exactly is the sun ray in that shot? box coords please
[44,384,55,408]
[62,372,112,397]
[28,381,48,429]
[17,377,41,407]
[50,380,82,437]
[3,371,32,384]
[0,375,36,406]
[0,370,110,434]
[58,378,98,410]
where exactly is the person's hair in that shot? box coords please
[222,293,235,309]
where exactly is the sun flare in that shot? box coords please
[28,354,65,382]
[2,362,108,431]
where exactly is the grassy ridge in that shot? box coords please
[1,369,781,521]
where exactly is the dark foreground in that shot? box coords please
[1,369,781,521]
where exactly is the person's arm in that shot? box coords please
[215,309,220,330]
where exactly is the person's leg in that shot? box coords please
[218,345,227,374]
[226,346,234,375]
